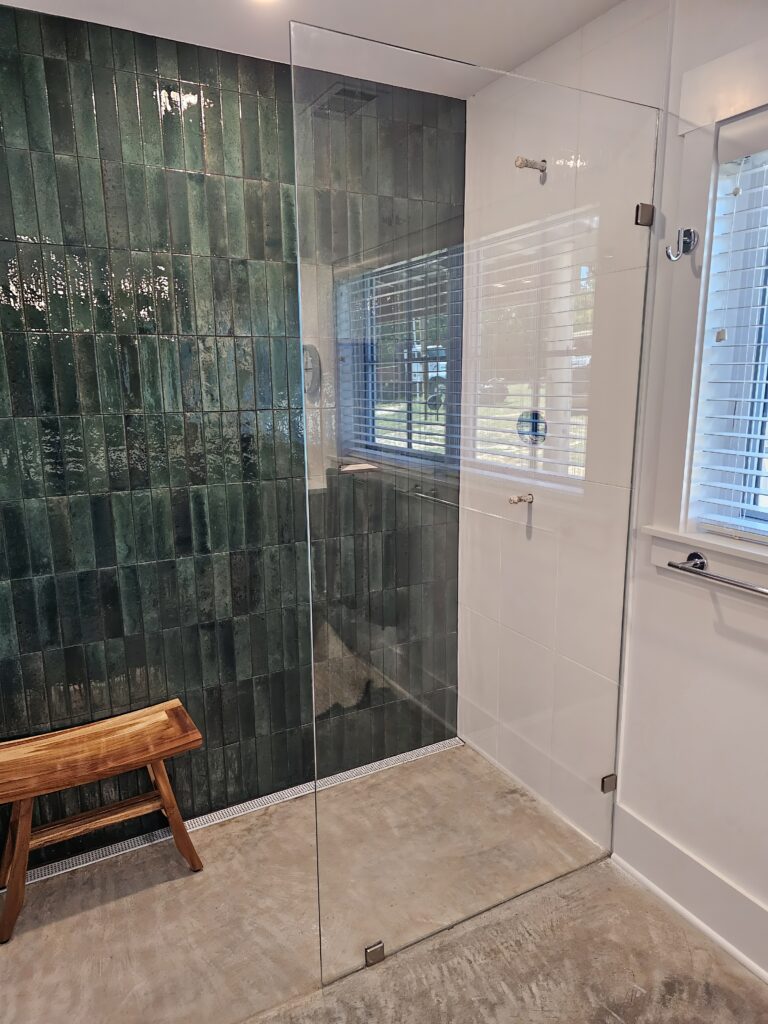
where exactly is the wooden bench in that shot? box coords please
[0,699,204,943]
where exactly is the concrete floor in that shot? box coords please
[315,744,600,980]
[253,859,768,1024]
[1,745,600,1024]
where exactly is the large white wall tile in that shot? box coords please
[458,507,501,621]
[458,605,500,716]
[498,626,555,751]
[583,267,647,489]
[550,655,618,846]
[554,482,629,681]
[498,519,557,646]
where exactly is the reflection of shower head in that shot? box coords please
[515,156,547,173]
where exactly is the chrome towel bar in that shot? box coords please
[666,551,768,599]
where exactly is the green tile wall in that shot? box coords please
[0,5,312,862]
[292,69,464,775]
[0,7,465,863]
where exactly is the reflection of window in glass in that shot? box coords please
[689,144,768,540]
[466,209,596,480]
[335,245,463,464]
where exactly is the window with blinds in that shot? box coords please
[689,144,768,540]
[334,245,464,464]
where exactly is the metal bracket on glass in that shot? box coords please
[508,493,534,505]
[665,227,699,261]
[666,551,768,600]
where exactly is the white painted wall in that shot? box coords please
[616,0,768,982]
[458,0,666,849]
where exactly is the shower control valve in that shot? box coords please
[508,493,534,505]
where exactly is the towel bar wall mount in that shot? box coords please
[666,551,768,600]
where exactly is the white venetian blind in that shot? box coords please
[689,142,768,540]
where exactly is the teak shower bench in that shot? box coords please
[0,699,203,943]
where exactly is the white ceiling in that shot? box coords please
[3,0,624,72]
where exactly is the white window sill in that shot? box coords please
[640,523,768,569]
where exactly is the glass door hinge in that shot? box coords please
[365,940,385,967]
[634,203,655,226]
[601,773,618,793]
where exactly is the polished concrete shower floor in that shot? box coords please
[1,746,600,1024]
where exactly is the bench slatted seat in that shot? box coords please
[0,699,203,943]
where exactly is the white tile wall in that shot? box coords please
[458,4,663,846]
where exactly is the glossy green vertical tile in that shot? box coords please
[166,169,191,253]
[87,23,112,67]
[225,177,247,258]
[88,250,114,331]
[277,102,294,184]
[216,338,237,410]
[64,253,92,333]
[0,55,29,148]
[240,94,261,179]
[211,258,233,336]
[111,489,136,563]
[15,418,45,496]
[18,243,48,330]
[6,149,39,242]
[44,56,76,154]
[205,174,228,257]
[78,158,109,247]
[156,38,178,79]
[187,172,211,256]
[67,63,99,159]
[107,251,135,334]
[203,411,224,483]
[247,260,268,336]
[52,334,79,413]
[198,335,219,411]
[137,74,163,165]
[54,154,86,245]
[20,54,53,151]
[31,153,63,246]
[115,70,143,164]
[231,260,251,337]
[134,34,157,76]
[145,414,169,488]
[111,28,134,71]
[258,97,278,182]
[159,79,184,169]
[0,338,10,416]
[131,249,155,333]
[200,86,224,175]
[0,7,17,54]
[69,492,96,568]
[138,335,161,412]
[244,179,264,260]
[72,334,100,413]
[0,151,14,243]
[123,163,150,250]
[145,164,170,251]
[26,498,53,575]
[0,419,21,500]
[280,183,297,262]
[182,84,204,172]
[101,159,130,248]
[221,90,243,177]
[265,260,285,337]
[158,335,182,411]
[191,256,215,334]
[171,253,195,334]
[42,248,70,332]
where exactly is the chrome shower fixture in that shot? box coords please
[515,155,547,183]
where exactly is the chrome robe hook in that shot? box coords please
[665,227,699,261]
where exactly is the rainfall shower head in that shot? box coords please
[515,156,547,183]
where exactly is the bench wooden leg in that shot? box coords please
[0,799,33,943]
[0,801,21,889]
[149,760,202,873]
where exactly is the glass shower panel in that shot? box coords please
[291,22,658,983]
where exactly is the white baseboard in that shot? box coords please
[613,805,768,984]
